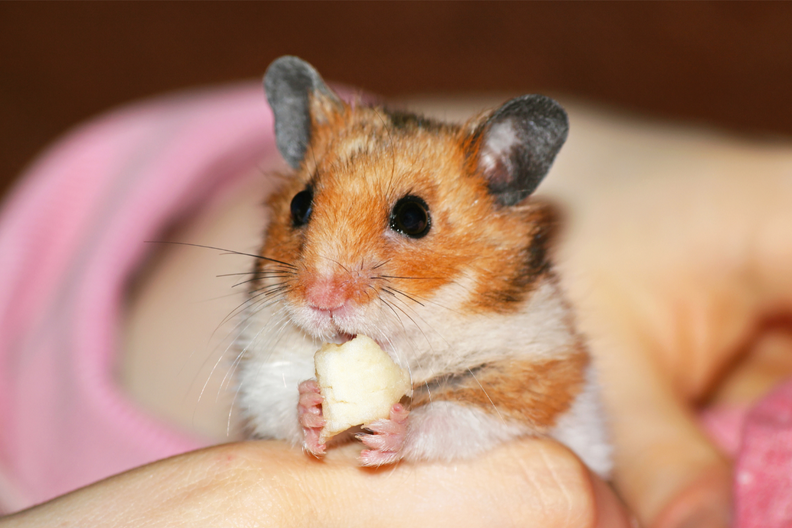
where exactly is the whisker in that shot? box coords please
[375,273,467,317]
[216,271,264,278]
[380,289,434,350]
[219,281,294,327]
[317,254,350,274]
[146,241,297,269]
[232,274,293,289]
[371,259,390,270]
[192,314,257,412]
[388,287,464,317]
[179,271,279,409]
[220,312,286,410]
[379,297,407,335]
[382,286,424,307]
[189,291,250,304]
[219,269,294,279]
[386,287,451,351]
[376,275,442,281]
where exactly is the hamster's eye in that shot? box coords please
[290,188,313,227]
[390,196,431,238]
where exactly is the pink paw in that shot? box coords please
[298,379,325,457]
[358,403,409,467]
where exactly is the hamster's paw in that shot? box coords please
[357,403,409,466]
[297,379,326,457]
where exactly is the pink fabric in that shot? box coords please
[735,381,792,527]
[0,81,790,525]
[700,397,792,526]
[0,82,276,510]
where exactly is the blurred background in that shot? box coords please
[3,2,792,198]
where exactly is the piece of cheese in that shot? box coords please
[314,335,411,442]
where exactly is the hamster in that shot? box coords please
[235,56,611,477]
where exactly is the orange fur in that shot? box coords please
[410,347,590,430]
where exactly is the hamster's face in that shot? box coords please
[255,106,554,348]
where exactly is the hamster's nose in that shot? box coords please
[304,275,352,311]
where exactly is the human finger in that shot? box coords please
[1,439,631,528]
[594,336,732,528]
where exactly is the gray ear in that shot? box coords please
[475,95,568,206]
[264,56,342,169]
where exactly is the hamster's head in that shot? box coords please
[256,56,568,354]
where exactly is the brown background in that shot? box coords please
[3,2,792,198]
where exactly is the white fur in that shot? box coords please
[236,313,318,443]
[549,365,612,478]
[403,401,529,461]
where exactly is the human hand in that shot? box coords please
[1,439,631,528]
[554,148,792,528]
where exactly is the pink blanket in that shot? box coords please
[0,81,789,525]
[0,83,275,510]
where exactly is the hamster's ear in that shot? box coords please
[264,56,343,169]
[472,95,568,206]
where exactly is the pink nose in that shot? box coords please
[304,276,351,311]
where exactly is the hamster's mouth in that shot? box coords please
[328,332,357,345]
[327,332,388,352]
